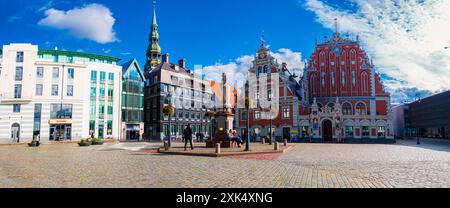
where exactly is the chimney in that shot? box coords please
[178,59,186,68]
[162,53,169,63]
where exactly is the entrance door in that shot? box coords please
[283,127,291,142]
[11,123,20,143]
[98,125,104,139]
[322,120,333,142]
[50,126,56,141]
[64,126,72,140]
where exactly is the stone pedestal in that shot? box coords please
[206,109,234,148]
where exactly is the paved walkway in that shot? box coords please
[0,139,449,188]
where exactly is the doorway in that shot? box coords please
[11,123,20,143]
[49,125,72,141]
[98,125,104,139]
[322,120,333,142]
[283,127,291,142]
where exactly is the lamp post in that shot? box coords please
[269,101,273,145]
[167,93,173,147]
[245,80,250,151]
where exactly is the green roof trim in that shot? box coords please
[38,49,121,63]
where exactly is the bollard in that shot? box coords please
[164,141,169,151]
[284,139,288,147]
[274,142,279,151]
[262,138,265,144]
[215,143,221,154]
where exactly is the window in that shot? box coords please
[33,104,42,136]
[52,68,59,79]
[352,71,356,86]
[361,72,369,92]
[342,71,346,86]
[91,71,97,82]
[16,52,24,62]
[99,85,105,97]
[331,72,335,87]
[100,72,106,82]
[51,85,58,96]
[107,88,113,97]
[377,126,386,138]
[254,111,261,120]
[362,126,370,138]
[13,104,21,113]
[301,126,310,137]
[90,87,97,97]
[321,72,325,87]
[50,104,73,119]
[241,110,248,121]
[282,108,290,118]
[67,85,74,96]
[356,103,367,115]
[342,103,352,115]
[14,84,22,98]
[108,102,113,115]
[345,126,354,138]
[154,75,159,84]
[108,72,114,81]
[15,67,23,81]
[68,68,74,79]
[36,67,44,78]
[36,84,43,96]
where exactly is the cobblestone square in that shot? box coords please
[0,139,449,188]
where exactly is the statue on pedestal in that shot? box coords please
[206,73,235,148]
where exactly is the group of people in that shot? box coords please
[162,123,245,150]
[228,129,244,148]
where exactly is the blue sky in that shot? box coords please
[1,0,449,103]
[0,0,327,66]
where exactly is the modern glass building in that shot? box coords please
[121,59,145,141]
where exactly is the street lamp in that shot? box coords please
[165,93,173,147]
[245,80,251,151]
[269,101,273,145]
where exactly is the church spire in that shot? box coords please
[261,30,266,46]
[146,0,162,70]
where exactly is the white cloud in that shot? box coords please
[198,48,305,91]
[304,0,450,97]
[38,3,117,44]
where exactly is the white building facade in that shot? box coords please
[0,44,122,144]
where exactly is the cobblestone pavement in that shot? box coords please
[0,139,449,188]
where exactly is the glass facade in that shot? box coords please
[122,63,144,123]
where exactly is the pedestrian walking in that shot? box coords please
[183,124,194,151]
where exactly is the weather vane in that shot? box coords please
[261,30,266,46]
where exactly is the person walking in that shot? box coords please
[183,124,194,151]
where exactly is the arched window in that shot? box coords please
[310,74,316,95]
[361,72,369,92]
[342,71,346,86]
[331,72,335,87]
[321,72,326,88]
[352,70,356,86]
[264,65,269,74]
[356,103,367,115]
[257,66,262,75]
[342,103,352,115]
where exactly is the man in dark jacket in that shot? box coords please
[183,124,194,151]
